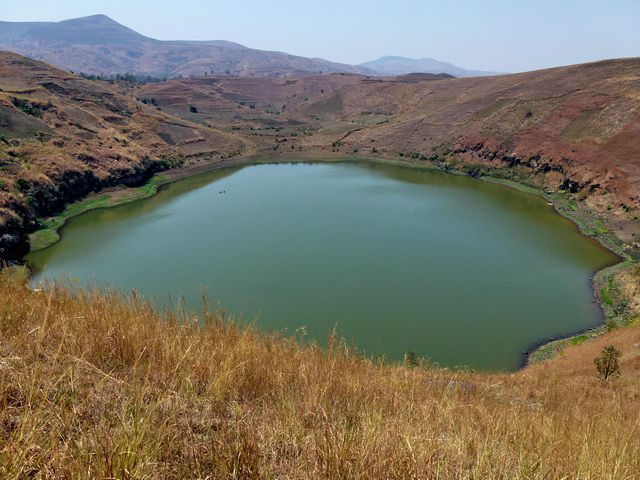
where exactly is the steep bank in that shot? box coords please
[0,51,246,260]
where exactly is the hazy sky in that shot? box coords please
[3,0,638,73]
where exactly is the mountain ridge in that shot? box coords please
[360,55,504,77]
[0,15,377,78]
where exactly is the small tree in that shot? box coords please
[189,104,198,113]
[404,350,419,368]
[594,345,621,380]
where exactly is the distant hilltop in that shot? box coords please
[0,14,376,78]
[0,15,502,79]
[360,56,504,77]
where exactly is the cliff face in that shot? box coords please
[0,52,244,260]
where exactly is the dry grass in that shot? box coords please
[1,267,640,479]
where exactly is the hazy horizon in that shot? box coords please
[3,0,638,74]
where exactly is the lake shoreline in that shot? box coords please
[26,153,635,370]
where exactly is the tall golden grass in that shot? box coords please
[1,267,639,479]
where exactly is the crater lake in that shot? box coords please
[27,162,620,370]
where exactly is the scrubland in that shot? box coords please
[1,267,639,479]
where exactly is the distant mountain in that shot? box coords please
[0,14,152,46]
[0,14,377,78]
[360,56,503,77]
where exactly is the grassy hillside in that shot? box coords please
[0,51,248,260]
[138,58,640,249]
[0,267,639,478]
[2,51,640,478]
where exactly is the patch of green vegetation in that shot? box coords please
[12,98,42,117]
[479,176,544,196]
[571,335,589,345]
[29,227,61,251]
[566,200,579,211]
[477,99,511,118]
[600,285,614,306]
[136,175,166,196]
[528,338,571,365]
[297,126,317,136]
[29,176,168,251]
[187,118,210,127]
[560,109,602,141]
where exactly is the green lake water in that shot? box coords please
[26,162,620,370]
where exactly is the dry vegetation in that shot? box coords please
[2,51,640,478]
[0,51,246,260]
[138,58,640,247]
[1,268,640,479]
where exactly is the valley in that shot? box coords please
[0,33,639,477]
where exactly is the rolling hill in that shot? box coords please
[0,14,376,78]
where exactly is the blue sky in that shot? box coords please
[3,0,639,73]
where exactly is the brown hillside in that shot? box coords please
[0,51,245,260]
[138,59,640,247]
[2,52,640,260]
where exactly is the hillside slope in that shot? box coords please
[0,51,247,259]
[0,15,376,78]
[0,267,639,478]
[138,58,640,248]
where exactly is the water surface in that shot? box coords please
[27,162,620,370]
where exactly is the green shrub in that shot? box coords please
[571,335,589,345]
[12,98,42,117]
[404,350,419,367]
